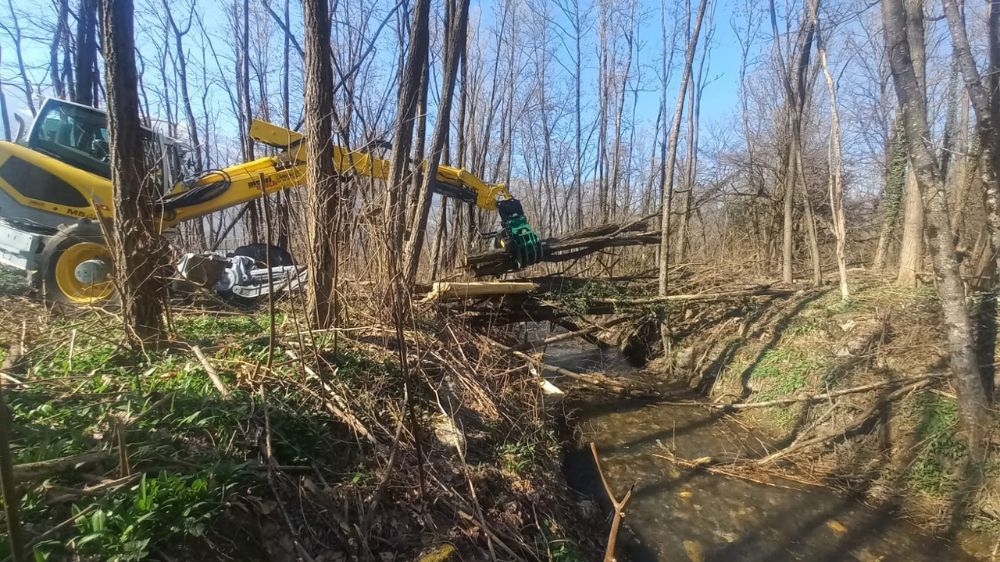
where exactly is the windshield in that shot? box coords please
[29,102,113,178]
[27,101,170,192]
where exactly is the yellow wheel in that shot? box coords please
[41,224,116,305]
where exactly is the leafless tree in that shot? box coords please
[301,0,339,329]
[882,0,990,456]
[102,0,169,346]
[658,0,710,296]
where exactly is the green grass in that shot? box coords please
[749,347,817,401]
[174,314,271,345]
[2,317,362,561]
[497,441,537,474]
[909,392,965,495]
[740,347,820,430]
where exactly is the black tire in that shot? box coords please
[39,222,118,306]
[227,243,294,268]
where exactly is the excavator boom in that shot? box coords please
[0,98,543,304]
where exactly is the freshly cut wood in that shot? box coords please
[466,216,659,277]
[422,281,538,302]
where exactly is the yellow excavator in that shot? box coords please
[0,98,543,304]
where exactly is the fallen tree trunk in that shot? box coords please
[13,451,114,483]
[584,285,795,306]
[422,281,538,302]
[466,216,660,277]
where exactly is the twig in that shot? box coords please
[755,378,936,465]
[191,345,230,397]
[591,443,634,562]
[657,373,946,410]
[482,336,659,397]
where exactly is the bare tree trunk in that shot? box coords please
[816,17,849,300]
[943,0,1000,401]
[873,117,908,271]
[385,0,431,282]
[76,0,100,107]
[897,170,925,285]
[896,0,926,287]
[49,0,69,99]
[302,0,339,329]
[678,38,707,262]
[883,0,990,455]
[799,159,823,286]
[658,0,709,296]
[240,0,259,245]
[404,0,469,284]
[102,0,168,347]
[770,0,818,284]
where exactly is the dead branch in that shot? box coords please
[191,345,230,397]
[585,285,795,306]
[12,451,113,483]
[591,443,634,562]
[482,337,660,398]
[656,373,946,410]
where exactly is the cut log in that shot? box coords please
[422,281,538,302]
[13,451,113,483]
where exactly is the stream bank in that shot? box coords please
[545,324,991,561]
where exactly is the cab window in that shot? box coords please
[28,102,163,188]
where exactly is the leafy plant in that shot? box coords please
[498,441,536,474]
[71,471,227,561]
[909,392,965,495]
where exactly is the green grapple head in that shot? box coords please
[497,199,545,268]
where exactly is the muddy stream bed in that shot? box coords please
[544,338,983,561]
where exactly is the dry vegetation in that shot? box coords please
[0,272,597,560]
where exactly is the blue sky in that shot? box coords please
[2,0,751,144]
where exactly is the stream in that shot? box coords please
[546,338,983,562]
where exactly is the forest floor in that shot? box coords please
[0,266,597,561]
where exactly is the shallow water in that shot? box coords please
[547,339,982,562]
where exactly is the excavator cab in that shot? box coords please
[24,98,190,198]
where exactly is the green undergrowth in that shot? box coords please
[0,264,28,296]
[716,282,941,430]
[2,307,589,560]
[1,318,369,561]
[554,277,663,316]
[709,280,1000,530]
[908,392,966,495]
